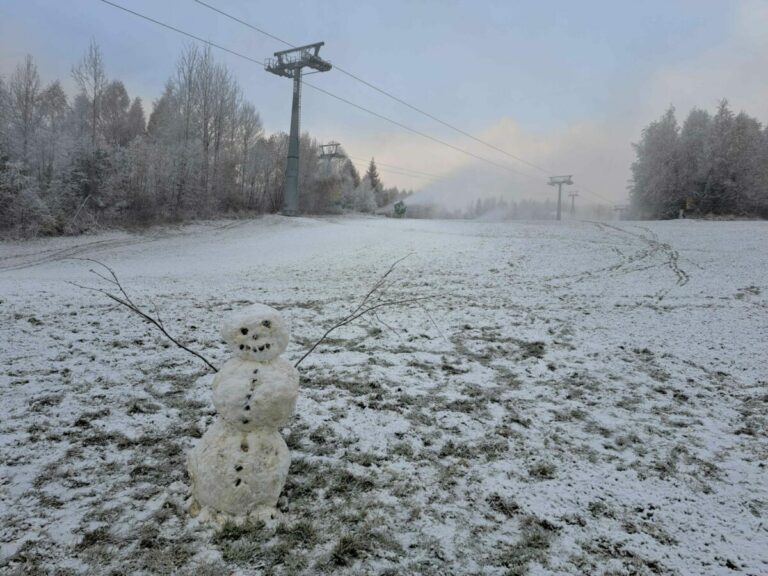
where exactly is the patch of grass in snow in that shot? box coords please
[496,515,559,575]
[389,440,415,458]
[76,526,117,550]
[518,340,546,360]
[328,525,402,568]
[212,519,268,563]
[3,541,49,576]
[438,439,474,459]
[527,461,557,480]
[284,420,311,450]
[307,423,341,456]
[132,523,196,573]
[487,493,521,518]
[347,450,382,468]
[576,536,668,575]
[552,407,588,422]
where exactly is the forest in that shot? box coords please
[0,42,410,237]
[630,101,768,219]
[3,41,767,238]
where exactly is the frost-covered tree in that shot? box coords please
[101,80,131,147]
[700,100,738,214]
[72,40,107,150]
[0,44,382,236]
[8,55,41,163]
[36,81,69,187]
[630,100,768,218]
[678,108,710,209]
[365,157,386,206]
[629,107,680,218]
[176,45,199,146]
[237,103,262,199]
[343,157,360,188]
[729,111,763,215]
[126,97,146,142]
[0,76,9,156]
[353,176,378,213]
[759,127,768,217]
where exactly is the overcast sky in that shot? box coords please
[2,0,767,206]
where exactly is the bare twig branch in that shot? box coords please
[416,300,449,344]
[294,254,439,368]
[68,258,218,373]
[348,254,412,318]
[372,310,401,340]
[69,255,437,373]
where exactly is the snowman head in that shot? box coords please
[222,303,290,362]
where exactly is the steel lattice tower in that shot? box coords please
[266,43,332,215]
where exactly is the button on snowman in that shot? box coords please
[187,304,299,525]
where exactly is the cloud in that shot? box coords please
[345,0,768,212]
[403,118,628,210]
[642,1,768,121]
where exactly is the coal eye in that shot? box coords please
[240,327,248,335]
[262,320,271,328]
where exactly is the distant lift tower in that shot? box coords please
[319,142,344,179]
[548,175,573,221]
[319,141,343,161]
[266,43,332,215]
[568,191,579,217]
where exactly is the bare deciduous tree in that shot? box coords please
[72,39,107,151]
[9,54,41,163]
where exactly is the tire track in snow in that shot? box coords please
[0,220,248,272]
[590,222,689,299]
[541,222,661,287]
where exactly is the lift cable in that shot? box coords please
[191,0,552,176]
[348,161,439,182]
[345,155,443,180]
[190,0,621,206]
[99,0,612,204]
[98,0,262,65]
[192,0,294,49]
[576,183,613,204]
[96,0,540,182]
[302,82,538,180]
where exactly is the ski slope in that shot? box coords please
[1,216,766,575]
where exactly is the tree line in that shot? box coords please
[630,101,768,219]
[0,42,411,237]
[407,196,612,221]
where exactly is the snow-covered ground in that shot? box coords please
[0,216,766,575]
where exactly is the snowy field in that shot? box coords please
[0,216,766,576]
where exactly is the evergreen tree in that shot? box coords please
[759,126,768,217]
[101,80,131,146]
[365,157,385,206]
[701,100,737,214]
[126,97,146,142]
[730,111,763,215]
[678,108,710,210]
[630,106,680,218]
[342,158,360,188]
[355,176,377,212]
[630,100,768,218]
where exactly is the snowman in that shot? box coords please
[187,303,299,525]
